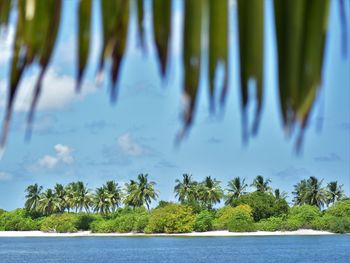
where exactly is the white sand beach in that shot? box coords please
[0,229,336,237]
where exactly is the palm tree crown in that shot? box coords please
[53,183,66,213]
[25,184,43,211]
[198,176,223,210]
[124,174,158,210]
[93,187,113,214]
[174,174,198,203]
[326,181,345,205]
[293,176,327,209]
[225,177,248,205]
[251,175,272,193]
[38,189,61,215]
[103,180,122,212]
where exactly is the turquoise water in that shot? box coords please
[0,236,349,262]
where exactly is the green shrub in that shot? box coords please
[255,216,285,231]
[40,214,78,233]
[89,208,149,233]
[156,201,172,208]
[76,213,100,230]
[326,200,350,218]
[0,209,6,217]
[310,214,332,231]
[145,204,195,233]
[213,206,237,230]
[193,210,214,232]
[231,192,289,221]
[311,214,350,234]
[227,206,255,232]
[115,214,135,233]
[133,213,150,233]
[90,219,118,233]
[214,205,252,230]
[326,216,350,233]
[114,207,150,233]
[0,209,40,231]
[282,218,303,231]
[288,205,321,229]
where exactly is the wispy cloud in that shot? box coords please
[0,172,12,181]
[274,166,311,180]
[117,132,146,156]
[35,144,74,170]
[0,69,95,112]
[155,159,178,169]
[85,120,107,134]
[314,153,342,162]
[207,137,222,144]
[90,133,156,167]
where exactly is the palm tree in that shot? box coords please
[64,182,78,212]
[198,176,223,210]
[293,176,327,209]
[305,176,327,209]
[174,174,198,203]
[74,181,92,212]
[38,189,61,215]
[103,180,122,212]
[124,180,138,207]
[53,183,66,212]
[274,188,288,200]
[292,179,308,206]
[326,181,345,205]
[24,184,43,212]
[123,174,158,210]
[93,187,113,214]
[251,175,272,193]
[225,177,248,205]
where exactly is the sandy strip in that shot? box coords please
[0,229,336,237]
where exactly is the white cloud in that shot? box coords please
[38,155,59,169]
[54,144,74,164]
[36,144,73,169]
[0,172,12,181]
[117,133,144,156]
[0,68,95,112]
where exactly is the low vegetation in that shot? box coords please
[0,174,349,234]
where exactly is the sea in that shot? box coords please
[0,235,349,262]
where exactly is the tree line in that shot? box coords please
[24,174,346,216]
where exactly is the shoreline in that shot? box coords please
[0,229,338,238]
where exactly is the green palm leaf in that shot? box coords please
[152,0,172,77]
[237,0,264,140]
[0,0,11,27]
[136,0,145,50]
[208,0,228,110]
[274,0,330,150]
[99,0,130,100]
[77,0,92,91]
[180,0,203,137]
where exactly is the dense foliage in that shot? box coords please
[227,206,255,232]
[0,209,41,231]
[0,175,348,234]
[193,210,215,232]
[231,192,289,221]
[145,204,195,233]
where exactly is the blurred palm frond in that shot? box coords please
[0,0,344,152]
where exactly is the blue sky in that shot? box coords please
[0,0,349,210]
